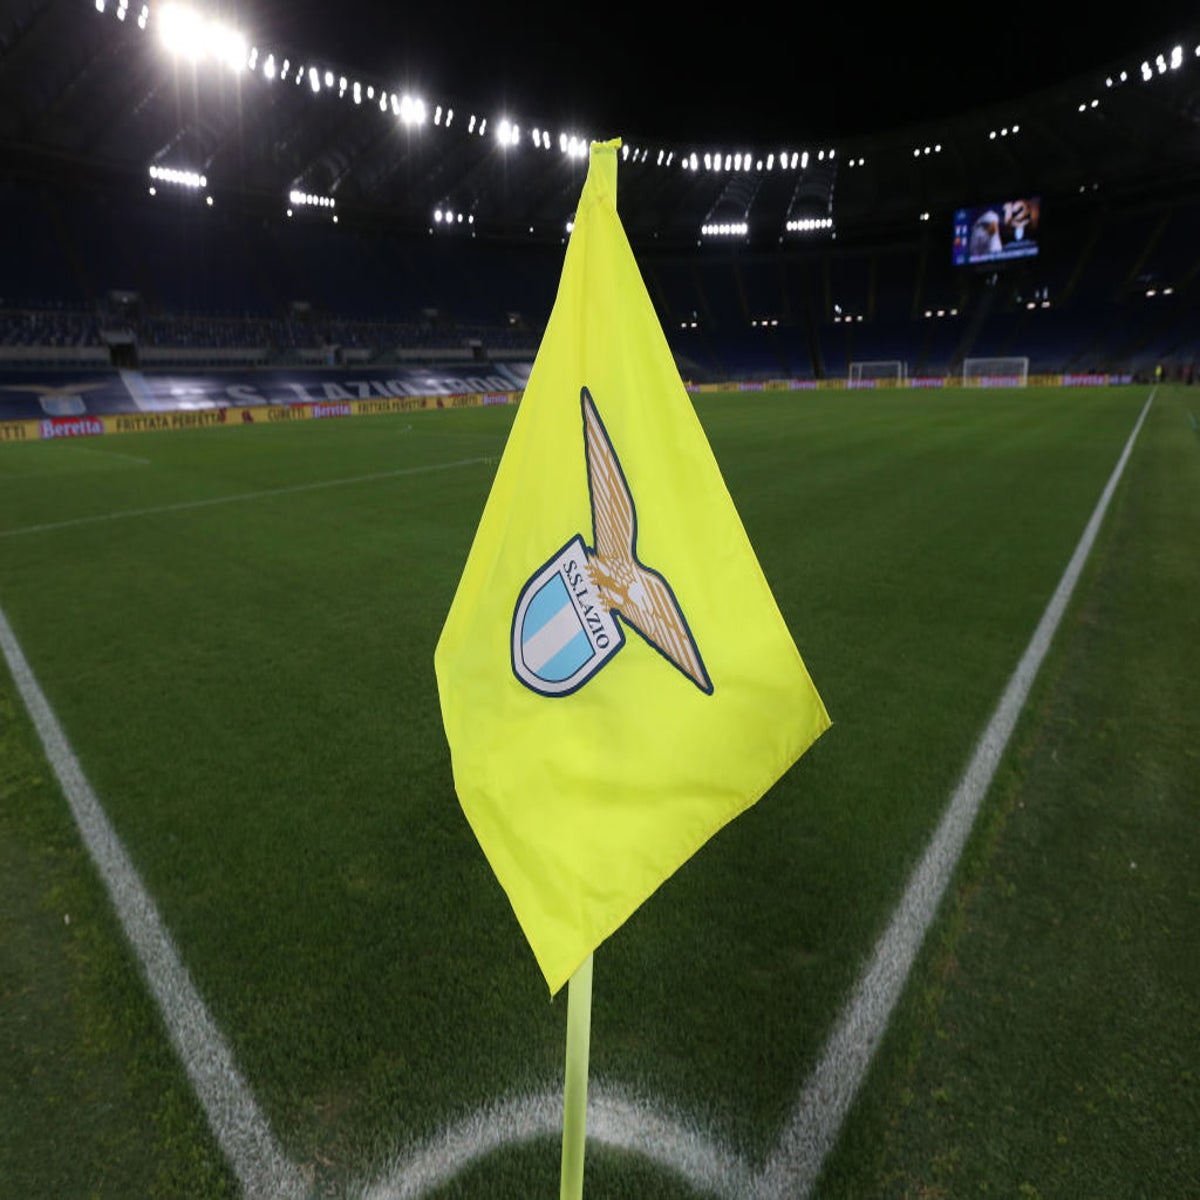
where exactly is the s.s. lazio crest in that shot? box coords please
[511,388,713,698]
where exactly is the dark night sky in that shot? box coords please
[243,2,1200,145]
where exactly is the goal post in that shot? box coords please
[962,356,1029,387]
[848,360,907,386]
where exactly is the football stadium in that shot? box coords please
[2,4,1198,1198]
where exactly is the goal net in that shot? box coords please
[848,360,907,386]
[962,356,1029,387]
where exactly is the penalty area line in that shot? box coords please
[753,389,1156,1198]
[0,455,492,539]
[0,605,309,1200]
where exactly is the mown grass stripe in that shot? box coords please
[0,605,309,1200]
[0,455,492,539]
[753,390,1155,1198]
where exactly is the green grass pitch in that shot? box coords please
[1,384,1197,1198]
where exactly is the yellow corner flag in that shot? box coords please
[434,139,830,994]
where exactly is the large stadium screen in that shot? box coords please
[952,198,1041,266]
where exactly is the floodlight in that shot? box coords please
[158,3,202,59]
[158,4,248,71]
[399,94,426,125]
[216,27,246,69]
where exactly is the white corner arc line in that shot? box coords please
[353,1085,755,1200]
[0,456,491,540]
[0,607,309,1200]
[753,389,1156,1198]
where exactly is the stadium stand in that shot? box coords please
[5,185,1200,382]
[5,6,1200,390]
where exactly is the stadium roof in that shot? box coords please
[269,1,1200,142]
[4,0,1200,250]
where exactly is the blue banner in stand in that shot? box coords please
[0,363,534,421]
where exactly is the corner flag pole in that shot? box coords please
[559,953,594,1199]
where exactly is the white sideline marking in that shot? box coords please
[753,389,1155,1197]
[0,606,309,1200]
[0,456,491,539]
[69,445,153,466]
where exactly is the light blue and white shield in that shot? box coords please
[512,535,625,696]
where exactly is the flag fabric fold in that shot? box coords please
[434,138,829,994]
